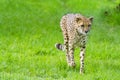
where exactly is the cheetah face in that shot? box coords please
[75,17,93,35]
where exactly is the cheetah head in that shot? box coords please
[75,16,93,35]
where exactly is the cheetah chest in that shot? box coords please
[73,34,87,47]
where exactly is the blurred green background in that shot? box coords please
[0,0,120,80]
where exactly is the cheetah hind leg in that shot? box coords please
[55,43,71,66]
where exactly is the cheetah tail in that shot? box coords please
[55,43,65,51]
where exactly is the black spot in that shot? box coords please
[81,60,84,62]
[82,63,84,65]
[82,54,85,56]
[82,46,86,49]
[56,43,61,48]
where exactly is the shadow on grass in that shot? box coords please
[35,49,55,56]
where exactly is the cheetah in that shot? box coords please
[55,13,93,74]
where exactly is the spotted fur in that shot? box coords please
[55,13,93,74]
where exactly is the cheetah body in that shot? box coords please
[55,13,93,74]
[60,14,87,48]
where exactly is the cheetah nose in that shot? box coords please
[85,31,88,33]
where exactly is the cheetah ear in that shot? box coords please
[89,17,93,22]
[76,17,82,23]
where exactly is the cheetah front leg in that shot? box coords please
[80,47,85,74]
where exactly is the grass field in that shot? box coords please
[0,0,120,80]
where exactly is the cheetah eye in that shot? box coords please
[88,25,91,27]
[81,25,84,27]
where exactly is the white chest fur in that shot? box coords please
[73,34,87,47]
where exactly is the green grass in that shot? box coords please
[0,0,120,80]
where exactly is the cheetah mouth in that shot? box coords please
[76,30,87,36]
